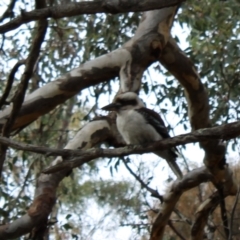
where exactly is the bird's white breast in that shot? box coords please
[116,109,162,145]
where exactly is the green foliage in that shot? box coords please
[179,0,240,125]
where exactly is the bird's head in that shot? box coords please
[101,92,144,112]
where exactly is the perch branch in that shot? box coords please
[122,157,162,200]
[42,120,240,173]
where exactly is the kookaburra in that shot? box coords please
[102,92,182,179]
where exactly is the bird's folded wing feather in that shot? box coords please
[136,107,178,158]
[135,108,170,139]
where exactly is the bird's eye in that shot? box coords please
[118,99,137,106]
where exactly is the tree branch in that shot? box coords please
[0,6,177,133]
[0,2,48,177]
[0,0,17,23]
[159,35,237,238]
[217,185,229,239]
[0,59,26,110]
[168,220,186,240]
[0,119,113,239]
[0,0,185,34]
[122,157,162,200]
[42,120,240,174]
[150,167,214,240]
[0,120,238,174]
[2,18,47,137]
[228,185,240,240]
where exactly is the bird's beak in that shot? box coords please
[101,103,121,111]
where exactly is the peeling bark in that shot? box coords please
[0,8,178,132]
[0,53,122,131]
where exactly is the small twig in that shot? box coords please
[205,215,216,240]
[16,161,35,199]
[122,157,162,200]
[0,59,26,110]
[228,185,240,240]
[216,185,229,239]
[120,223,150,227]
[168,220,186,240]
[0,0,17,23]
[173,208,192,225]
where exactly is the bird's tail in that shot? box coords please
[155,150,183,179]
[167,158,183,179]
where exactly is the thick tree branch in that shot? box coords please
[0,50,122,132]
[0,0,185,34]
[168,220,186,240]
[159,37,210,130]
[0,6,178,133]
[0,120,238,174]
[217,186,229,238]
[43,120,240,174]
[158,36,237,238]
[191,192,220,240]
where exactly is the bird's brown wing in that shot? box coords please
[135,107,177,158]
[135,108,170,139]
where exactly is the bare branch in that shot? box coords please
[122,157,162,200]
[150,167,214,240]
[217,185,229,238]
[0,59,26,110]
[159,36,237,237]
[0,0,185,34]
[191,168,237,240]
[228,186,240,240]
[0,6,177,133]
[2,20,47,137]
[191,191,220,240]
[0,2,48,177]
[0,119,113,239]
[168,220,186,240]
[0,0,17,23]
[42,120,240,174]
[159,37,210,131]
